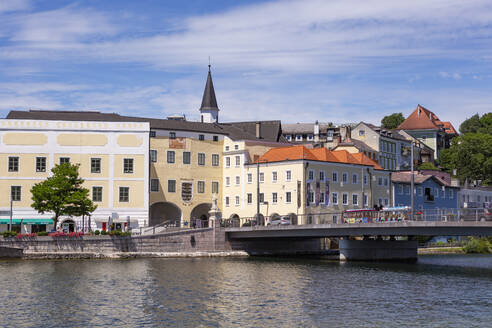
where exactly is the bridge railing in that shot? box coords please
[224,207,490,228]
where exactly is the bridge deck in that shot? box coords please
[225,221,492,239]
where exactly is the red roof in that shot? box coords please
[397,105,457,135]
[258,146,384,170]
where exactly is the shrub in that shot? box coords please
[110,230,122,236]
[2,231,17,238]
[101,230,108,235]
[37,231,49,236]
[94,230,100,235]
[462,237,492,254]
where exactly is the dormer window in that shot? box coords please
[286,135,292,141]
[169,132,176,139]
[307,134,313,140]
[296,135,302,141]
[359,130,365,136]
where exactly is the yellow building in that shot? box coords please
[0,114,150,232]
[222,145,391,225]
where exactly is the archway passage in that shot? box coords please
[150,202,182,227]
[61,219,75,232]
[287,213,298,225]
[190,203,212,228]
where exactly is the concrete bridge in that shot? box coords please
[224,221,492,261]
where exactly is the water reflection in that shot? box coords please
[0,255,491,327]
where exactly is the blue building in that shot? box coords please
[392,171,460,214]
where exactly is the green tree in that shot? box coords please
[31,163,97,227]
[460,112,492,134]
[381,113,405,129]
[440,133,492,185]
[418,162,439,170]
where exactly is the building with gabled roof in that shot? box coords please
[397,104,458,160]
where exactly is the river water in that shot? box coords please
[0,255,491,327]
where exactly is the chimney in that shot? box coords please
[256,121,261,139]
[314,120,320,142]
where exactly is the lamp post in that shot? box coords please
[256,159,260,226]
[410,142,415,220]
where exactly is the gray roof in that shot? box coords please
[358,122,409,141]
[5,110,285,142]
[391,171,454,187]
[199,66,219,111]
[335,138,377,153]
[282,122,334,134]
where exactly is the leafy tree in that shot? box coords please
[440,133,492,185]
[460,113,492,134]
[381,113,405,129]
[418,162,439,170]
[31,163,97,227]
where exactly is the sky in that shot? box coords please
[1,0,492,129]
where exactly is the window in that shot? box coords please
[225,197,230,206]
[435,188,439,198]
[235,176,240,185]
[342,193,348,205]
[150,179,159,192]
[332,172,338,183]
[234,144,239,150]
[225,157,231,167]
[235,156,240,166]
[286,135,292,141]
[449,189,454,199]
[440,188,445,198]
[399,185,404,194]
[36,157,46,172]
[320,192,325,204]
[416,186,422,196]
[199,134,205,141]
[378,177,383,186]
[11,186,21,201]
[296,135,302,141]
[169,132,176,139]
[259,193,264,203]
[363,194,368,206]
[272,171,278,182]
[247,173,253,184]
[352,194,358,205]
[272,192,278,204]
[286,170,292,181]
[119,187,129,202]
[92,186,102,202]
[352,173,358,184]
[213,136,218,142]
[59,157,70,164]
[183,152,191,164]
[123,158,134,173]
[168,180,176,193]
[198,153,205,166]
[342,173,348,183]
[247,193,253,204]
[384,177,389,186]
[364,174,368,185]
[150,150,157,163]
[319,171,325,181]
[225,146,230,151]
[91,158,101,173]
[167,151,175,164]
[212,154,219,166]
[259,172,264,183]
[359,130,365,136]
[235,196,240,206]
[307,134,313,140]
[384,198,389,206]
[197,181,205,193]
[378,198,383,206]
[212,181,219,194]
[286,192,292,203]
[308,170,314,180]
[332,192,338,205]
[150,131,156,138]
[308,191,314,204]
[226,177,230,186]
[406,185,410,195]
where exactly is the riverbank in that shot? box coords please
[418,247,464,255]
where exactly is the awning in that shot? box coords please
[0,218,53,225]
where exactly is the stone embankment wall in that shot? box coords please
[0,228,235,259]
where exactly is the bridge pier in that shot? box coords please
[339,239,418,262]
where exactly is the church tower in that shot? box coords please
[199,65,219,123]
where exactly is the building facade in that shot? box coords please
[0,116,150,232]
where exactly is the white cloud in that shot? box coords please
[0,0,30,14]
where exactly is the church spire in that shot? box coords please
[199,65,219,123]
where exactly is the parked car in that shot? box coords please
[460,208,492,221]
[268,216,291,225]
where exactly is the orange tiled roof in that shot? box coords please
[258,145,383,170]
[397,104,443,131]
[442,121,457,134]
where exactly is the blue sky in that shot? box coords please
[1,0,492,128]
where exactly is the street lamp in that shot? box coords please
[410,142,415,220]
